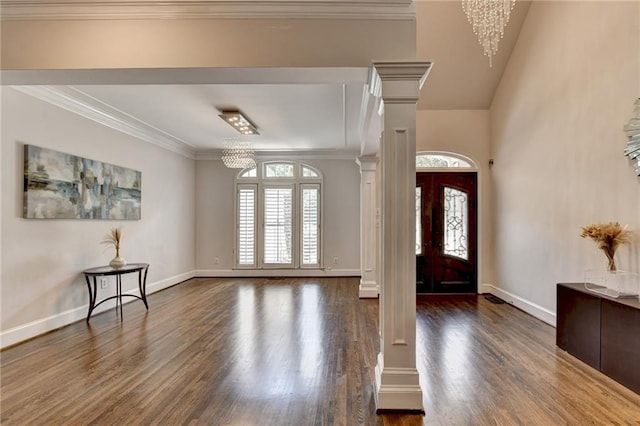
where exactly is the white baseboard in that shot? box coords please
[194,268,360,278]
[482,283,556,327]
[0,270,195,349]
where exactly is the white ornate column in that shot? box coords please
[372,61,432,412]
[356,155,379,298]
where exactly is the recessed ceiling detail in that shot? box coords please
[10,73,367,159]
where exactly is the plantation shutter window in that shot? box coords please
[263,187,293,265]
[234,162,322,269]
[301,184,320,266]
[237,185,257,267]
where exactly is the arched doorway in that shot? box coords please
[415,152,478,293]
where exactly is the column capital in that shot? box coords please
[356,155,379,172]
[370,61,433,104]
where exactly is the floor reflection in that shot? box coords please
[298,285,323,380]
[232,281,324,399]
[417,296,479,415]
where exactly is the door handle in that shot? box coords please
[431,205,436,241]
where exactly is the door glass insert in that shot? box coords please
[443,186,468,260]
[416,187,422,255]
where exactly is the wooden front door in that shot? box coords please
[416,172,477,294]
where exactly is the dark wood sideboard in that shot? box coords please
[557,283,640,394]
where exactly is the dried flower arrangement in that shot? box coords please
[101,227,126,267]
[580,222,632,272]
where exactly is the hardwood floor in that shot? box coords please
[1,277,639,425]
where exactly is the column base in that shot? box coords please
[359,279,379,298]
[374,353,424,412]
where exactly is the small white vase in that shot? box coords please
[109,256,127,268]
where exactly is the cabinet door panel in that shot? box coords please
[556,285,601,370]
[601,300,640,394]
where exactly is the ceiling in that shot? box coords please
[417,0,531,110]
[75,83,365,153]
[8,1,532,155]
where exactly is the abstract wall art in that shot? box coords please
[23,145,141,220]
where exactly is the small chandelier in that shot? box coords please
[221,140,256,169]
[462,0,516,67]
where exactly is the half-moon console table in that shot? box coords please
[557,282,639,394]
[83,263,149,322]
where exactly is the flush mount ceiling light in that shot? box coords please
[218,109,260,136]
[221,139,256,169]
[624,98,640,176]
[462,0,516,67]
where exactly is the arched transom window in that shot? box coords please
[236,161,322,269]
[416,152,476,169]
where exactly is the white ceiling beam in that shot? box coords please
[1,0,414,21]
[1,67,369,86]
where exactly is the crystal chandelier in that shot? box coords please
[221,140,256,169]
[462,0,516,67]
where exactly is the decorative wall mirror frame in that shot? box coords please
[624,98,640,176]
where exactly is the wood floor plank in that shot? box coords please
[2,278,639,425]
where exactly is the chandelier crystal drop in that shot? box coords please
[221,140,256,169]
[462,0,516,67]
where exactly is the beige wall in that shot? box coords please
[490,1,640,322]
[1,88,196,346]
[417,109,493,287]
[194,158,361,273]
[1,19,415,70]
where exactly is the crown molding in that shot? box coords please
[196,149,359,161]
[12,86,197,159]
[1,0,415,21]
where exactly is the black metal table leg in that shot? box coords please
[85,275,97,322]
[117,274,123,321]
[138,267,149,309]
